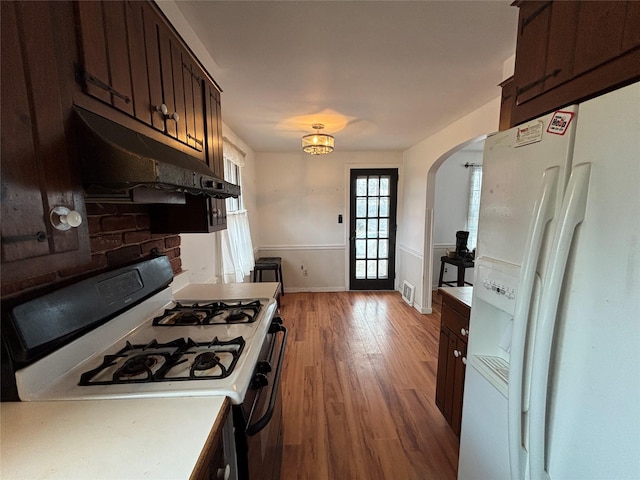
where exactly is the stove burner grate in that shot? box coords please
[152,300,262,326]
[78,336,245,386]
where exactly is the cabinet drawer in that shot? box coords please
[441,302,469,339]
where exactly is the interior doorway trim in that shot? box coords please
[421,134,488,313]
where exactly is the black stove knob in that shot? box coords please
[269,317,284,333]
[256,361,272,374]
[250,373,269,389]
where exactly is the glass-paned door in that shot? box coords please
[349,168,398,290]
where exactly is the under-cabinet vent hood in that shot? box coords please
[74,106,240,203]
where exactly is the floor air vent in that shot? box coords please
[402,281,415,306]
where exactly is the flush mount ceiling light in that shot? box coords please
[301,123,334,155]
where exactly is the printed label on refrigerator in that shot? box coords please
[515,120,544,147]
[547,110,575,135]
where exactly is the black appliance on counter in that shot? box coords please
[1,255,286,480]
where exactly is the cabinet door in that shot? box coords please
[205,81,227,231]
[451,337,467,436]
[513,1,553,104]
[1,1,90,282]
[76,1,134,115]
[435,328,450,415]
[182,60,206,153]
[573,2,628,77]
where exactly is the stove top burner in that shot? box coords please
[153,300,262,326]
[78,336,245,386]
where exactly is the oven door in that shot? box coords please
[234,319,287,480]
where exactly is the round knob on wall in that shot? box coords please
[453,350,460,358]
[156,103,168,115]
[460,328,468,336]
[462,357,467,365]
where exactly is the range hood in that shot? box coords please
[74,106,240,203]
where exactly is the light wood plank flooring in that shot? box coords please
[278,291,458,480]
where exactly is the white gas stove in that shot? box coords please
[3,257,279,405]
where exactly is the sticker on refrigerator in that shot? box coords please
[546,110,575,135]
[515,120,544,147]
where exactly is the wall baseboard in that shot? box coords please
[258,244,345,251]
[284,286,347,293]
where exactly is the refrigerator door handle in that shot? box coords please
[529,163,592,480]
[508,167,560,480]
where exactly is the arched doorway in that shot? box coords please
[420,134,487,313]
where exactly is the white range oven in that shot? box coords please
[1,256,286,480]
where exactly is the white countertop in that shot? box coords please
[438,286,473,308]
[175,281,280,301]
[0,396,227,480]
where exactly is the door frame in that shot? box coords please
[344,164,401,291]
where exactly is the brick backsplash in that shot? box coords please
[1,204,182,299]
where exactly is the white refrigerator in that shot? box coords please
[458,81,640,480]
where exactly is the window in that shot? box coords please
[220,139,254,283]
[466,166,482,251]
[225,159,242,213]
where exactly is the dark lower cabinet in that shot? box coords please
[435,288,471,437]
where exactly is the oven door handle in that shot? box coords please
[246,324,287,436]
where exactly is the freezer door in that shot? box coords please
[477,107,577,267]
[530,82,640,480]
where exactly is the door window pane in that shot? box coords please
[367,197,379,217]
[378,260,388,278]
[379,219,389,238]
[380,177,390,196]
[367,219,378,238]
[367,239,378,258]
[356,177,367,196]
[379,197,389,217]
[356,240,366,259]
[368,178,379,196]
[356,198,366,217]
[367,260,377,279]
[356,219,366,238]
[379,239,388,259]
[356,260,366,279]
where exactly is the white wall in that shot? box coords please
[432,148,483,288]
[254,151,403,292]
[398,98,500,313]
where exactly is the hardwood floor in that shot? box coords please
[278,291,459,480]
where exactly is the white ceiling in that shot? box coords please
[173,1,518,153]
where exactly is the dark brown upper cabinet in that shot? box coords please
[507,0,640,127]
[75,0,208,161]
[1,1,90,283]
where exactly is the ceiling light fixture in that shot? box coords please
[301,123,334,155]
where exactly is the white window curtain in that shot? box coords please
[220,139,255,283]
[466,165,482,251]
